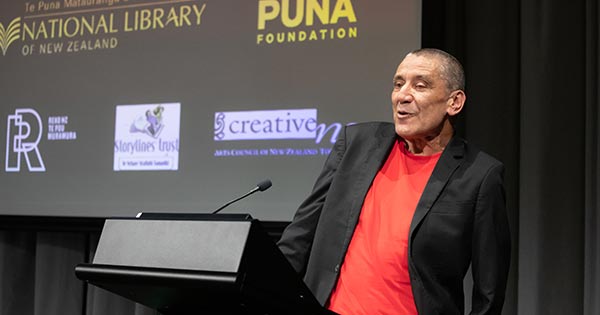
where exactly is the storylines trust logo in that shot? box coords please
[213,108,344,157]
[114,103,181,171]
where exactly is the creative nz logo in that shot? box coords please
[214,108,342,143]
[5,108,46,172]
[0,17,21,56]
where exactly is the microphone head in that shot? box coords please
[257,179,272,191]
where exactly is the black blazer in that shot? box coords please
[278,122,511,315]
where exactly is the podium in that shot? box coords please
[75,214,335,315]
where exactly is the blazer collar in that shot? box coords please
[344,124,397,242]
[409,135,466,236]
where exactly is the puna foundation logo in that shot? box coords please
[256,0,358,46]
[0,0,207,57]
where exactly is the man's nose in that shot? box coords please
[395,86,414,103]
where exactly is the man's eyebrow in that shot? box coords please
[393,74,433,83]
[414,74,432,82]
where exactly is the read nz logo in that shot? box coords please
[0,17,21,56]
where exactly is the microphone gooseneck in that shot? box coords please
[211,179,273,214]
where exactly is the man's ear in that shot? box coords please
[447,90,466,117]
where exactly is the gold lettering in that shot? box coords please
[192,4,206,25]
[140,9,152,30]
[23,22,35,40]
[306,0,329,26]
[134,9,140,30]
[276,32,285,42]
[64,17,79,38]
[81,15,95,35]
[256,27,357,45]
[348,26,357,37]
[96,15,109,34]
[36,21,48,39]
[331,0,356,24]
[109,13,118,33]
[258,0,356,30]
[165,7,179,27]
[265,33,274,43]
[258,0,279,30]
[153,8,165,29]
[281,0,303,28]
[124,11,134,31]
[298,30,306,41]
[48,19,61,38]
[179,5,192,26]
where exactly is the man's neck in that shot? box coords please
[403,125,454,156]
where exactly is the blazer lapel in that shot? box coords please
[353,124,397,206]
[409,136,466,237]
[343,124,397,243]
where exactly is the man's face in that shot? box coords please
[391,54,456,141]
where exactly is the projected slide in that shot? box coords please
[0,0,421,220]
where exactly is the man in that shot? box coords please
[277,48,511,315]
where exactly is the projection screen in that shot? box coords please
[0,0,421,221]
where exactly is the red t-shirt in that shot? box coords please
[328,140,441,315]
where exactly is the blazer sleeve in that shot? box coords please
[277,127,347,276]
[470,163,511,315]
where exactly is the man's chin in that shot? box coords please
[394,125,416,139]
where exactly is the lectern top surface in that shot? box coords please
[93,219,252,273]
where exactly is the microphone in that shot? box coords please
[211,179,272,214]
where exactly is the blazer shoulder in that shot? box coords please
[344,121,395,141]
[460,139,505,170]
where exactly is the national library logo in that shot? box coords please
[0,17,21,56]
[0,0,207,57]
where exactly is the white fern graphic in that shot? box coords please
[0,17,21,56]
